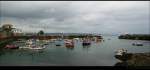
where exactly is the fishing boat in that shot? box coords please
[5,44,19,49]
[19,39,46,50]
[82,39,91,46]
[19,45,46,50]
[26,39,33,45]
[65,40,74,48]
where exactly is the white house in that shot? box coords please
[12,28,23,36]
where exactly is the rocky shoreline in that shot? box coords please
[115,52,150,66]
[127,53,150,66]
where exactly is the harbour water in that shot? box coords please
[0,35,150,66]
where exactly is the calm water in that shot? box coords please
[0,35,150,66]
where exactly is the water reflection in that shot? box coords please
[16,48,44,55]
[82,45,91,49]
[64,39,74,50]
[0,49,6,56]
[65,45,74,50]
[0,36,150,66]
[66,47,74,50]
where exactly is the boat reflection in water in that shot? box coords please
[95,39,103,43]
[82,38,92,51]
[82,45,91,49]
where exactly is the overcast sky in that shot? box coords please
[0,1,149,34]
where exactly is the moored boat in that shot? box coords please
[5,44,19,49]
[73,38,80,41]
[56,44,61,46]
[132,42,143,46]
[65,39,74,48]
[19,45,46,50]
[55,39,62,46]
[28,46,46,50]
[82,39,91,46]
[19,39,47,50]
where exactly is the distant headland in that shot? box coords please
[118,34,150,41]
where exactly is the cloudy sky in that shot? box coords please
[0,1,149,34]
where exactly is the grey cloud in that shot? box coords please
[0,1,149,34]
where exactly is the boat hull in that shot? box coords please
[82,43,91,46]
[5,45,19,49]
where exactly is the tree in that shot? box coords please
[38,30,44,35]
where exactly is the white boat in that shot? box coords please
[18,39,47,50]
[73,38,80,40]
[26,39,33,45]
[36,39,40,42]
[20,46,46,50]
[19,44,46,50]
[19,46,30,49]
[132,42,143,46]
[28,46,46,50]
